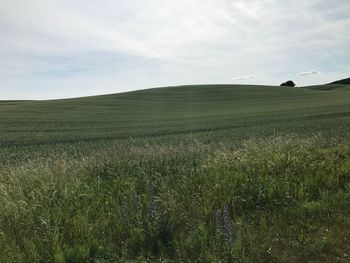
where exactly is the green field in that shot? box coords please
[1,83,350,262]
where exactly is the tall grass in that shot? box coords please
[1,135,350,262]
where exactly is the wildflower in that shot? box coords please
[223,204,233,245]
[216,204,233,246]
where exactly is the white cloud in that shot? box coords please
[297,70,321,76]
[232,75,258,81]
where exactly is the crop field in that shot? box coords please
[1,84,350,262]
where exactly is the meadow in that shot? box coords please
[1,83,350,262]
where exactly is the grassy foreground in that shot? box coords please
[1,84,350,262]
[1,136,350,262]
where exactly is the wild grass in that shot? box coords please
[1,84,350,261]
[1,135,350,262]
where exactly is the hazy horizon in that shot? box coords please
[1,0,349,100]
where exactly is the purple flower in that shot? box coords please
[216,204,233,246]
[223,204,233,245]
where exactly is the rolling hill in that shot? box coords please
[1,81,350,262]
[304,77,350,91]
[329,77,350,85]
[1,83,350,149]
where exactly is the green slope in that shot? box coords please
[1,84,350,148]
[303,84,350,91]
[330,77,350,85]
[304,77,350,90]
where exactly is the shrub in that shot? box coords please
[280,80,296,87]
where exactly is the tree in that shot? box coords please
[280,80,296,87]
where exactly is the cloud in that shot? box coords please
[232,75,258,81]
[0,0,349,99]
[297,70,321,76]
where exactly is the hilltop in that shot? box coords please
[329,77,350,85]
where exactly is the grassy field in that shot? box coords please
[1,83,350,262]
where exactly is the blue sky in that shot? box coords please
[0,0,349,99]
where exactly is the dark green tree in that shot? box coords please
[280,80,296,87]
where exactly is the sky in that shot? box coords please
[0,0,349,100]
